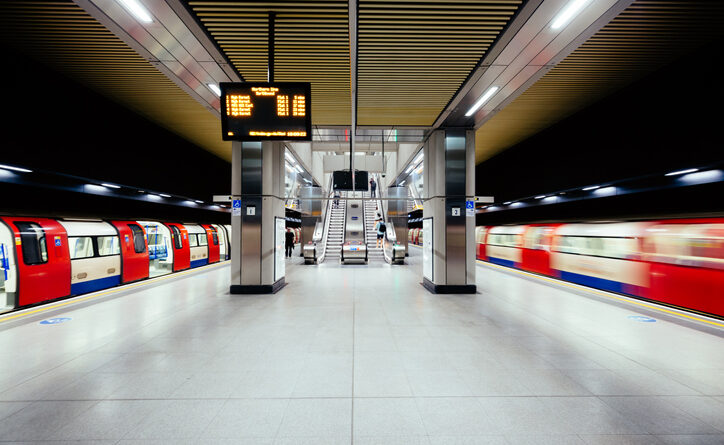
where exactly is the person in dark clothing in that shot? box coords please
[333,190,340,208]
[369,177,377,198]
[285,228,295,258]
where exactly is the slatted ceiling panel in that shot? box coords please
[189,0,351,125]
[475,0,724,165]
[357,1,521,126]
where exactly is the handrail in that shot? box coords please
[317,175,334,263]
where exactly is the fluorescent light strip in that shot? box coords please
[665,168,698,177]
[101,183,121,189]
[0,164,32,173]
[551,0,590,30]
[465,86,499,117]
[405,165,414,174]
[582,185,599,191]
[117,0,153,23]
[195,200,203,204]
[412,152,424,165]
[535,195,546,199]
[207,83,221,97]
[159,193,171,198]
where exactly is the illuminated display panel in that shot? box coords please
[220,82,311,141]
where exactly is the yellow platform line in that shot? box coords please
[0,261,229,324]
[477,259,724,328]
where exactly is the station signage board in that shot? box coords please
[220,82,312,141]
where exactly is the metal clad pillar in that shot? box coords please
[422,129,476,294]
[230,140,286,294]
[387,186,408,255]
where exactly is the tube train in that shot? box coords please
[475,219,723,318]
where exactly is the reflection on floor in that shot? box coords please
[0,246,722,444]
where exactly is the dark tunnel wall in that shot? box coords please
[1,46,231,212]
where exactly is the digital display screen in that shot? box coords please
[333,170,369,191]
[220,82,312,141]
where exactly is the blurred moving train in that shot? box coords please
[474,219,723,318]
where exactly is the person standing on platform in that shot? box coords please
[333,190,340,208]
[369,177,377,198]
[285,228,295,258]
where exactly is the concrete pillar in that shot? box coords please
[230,140,286,294]
[421,129,476,294]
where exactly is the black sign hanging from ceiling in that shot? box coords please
[220,82,312,141]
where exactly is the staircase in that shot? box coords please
[363,192,385,261]
[407,186,415,213]
[324,192,346,261]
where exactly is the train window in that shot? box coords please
[198,233,208,246]
[555,236,637,260]
[97,236,120,256]
[188,234,198,247]
[170,226,183,249]
[14,222,48,265]
[68,237,94,259]
[128,224,146,254]
[211,230,219,245]
[488,233,520,248]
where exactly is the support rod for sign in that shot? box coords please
[268,12,275,83]
[349,0,357,191]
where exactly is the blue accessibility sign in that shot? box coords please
[40,317,71,325]
[232,199,241,209]
[466,200,474,209]
[628,315,656,323]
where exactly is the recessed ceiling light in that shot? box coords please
[551,0,591,30]
[116,0,153,23]
[465,86,499,117]
[207,83,221,96]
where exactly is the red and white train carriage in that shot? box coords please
[476,218,724,318]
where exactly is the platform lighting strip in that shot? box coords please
[0,164,33,173]
[101,183,120,189]
[665,168,698,176]
[116,0,153,23]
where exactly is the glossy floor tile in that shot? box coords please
[0,246,722,444]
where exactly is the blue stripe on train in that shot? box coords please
[557,270,625,294]
[488,257,516,268]
[70,275,121,295]
[190,258,208,268]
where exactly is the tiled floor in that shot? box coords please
[0,246,723,444]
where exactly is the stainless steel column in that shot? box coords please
[422,129,476,294]
[299,185,323,255]
[230,140,286,294]
[386,186,408,255]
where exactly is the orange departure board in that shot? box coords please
[220,82,311,141]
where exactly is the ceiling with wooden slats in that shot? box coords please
[187,0,352,126]
[0,0,232,161]
[356,0,522,126]
[474,0,724,164]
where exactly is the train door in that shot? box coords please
[212,224,227,261]
[112,221,150,283]
[0,217,71,307]
[224,224,232,259]
[0,222,17,313]
[185,224,208,268]
[138,221,174,277]
[165,223,190,271]
[203,224,220,263]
